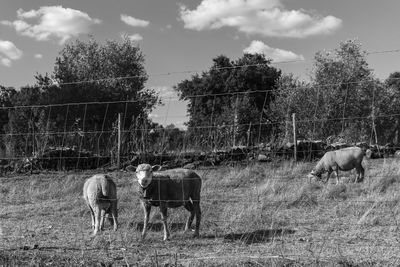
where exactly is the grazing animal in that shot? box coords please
[83,174,118,235]
[308,146,365,184]
[128,164,202,241]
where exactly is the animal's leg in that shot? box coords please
[184,201,195,233]
[160,202,170,241]
[356,165,365,183]
[109,201,118,231]
[355,168,360,183]
[333,167,340,184]
[193,200,201,238]
[100,209,106,231]
[107,210,113,227]
[325,170,332,183]
[93,206,101,235]
[360,165,365,182]
[87,204,95,229]
[141,202,151,240]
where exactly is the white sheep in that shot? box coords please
[308,146,365,184]
[83,174,118,235]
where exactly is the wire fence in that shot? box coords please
[2,159,400,266]
[2,49,400,265]
[0,93,397,166]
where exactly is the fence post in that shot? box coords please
[292,113,297,162]
[117,113,121,170]
[233,94,239,147]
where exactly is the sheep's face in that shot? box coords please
[135,164,162,188]
[136,164,153,188]
[310,169,322,179]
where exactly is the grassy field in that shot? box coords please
[2,157,400,266]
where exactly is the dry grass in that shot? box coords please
[1,158,400,266]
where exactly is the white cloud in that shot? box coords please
[0,40,23,67]
[121,14,149,27]
[120,32,143,42]
[126,33,143,42]
[34,54,43,59]
[243,40,304,62]
[179,0,342,38]
[1,58,12,67]
[2,6,101,44]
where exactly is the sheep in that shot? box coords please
[308,146,365,184]
[83,174,118,235]
[127,164,202,241]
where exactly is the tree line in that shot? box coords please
[175,39,400,150]
[0,37,399,161]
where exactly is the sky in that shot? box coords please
[1,0,400,129]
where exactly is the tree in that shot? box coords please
[310,39,375,143]
[174,54,281,149]
[0,86,17,156]
[48,36,159,129]
[380,72,400,144]
[34,36,159,156]
[270,74,314,143]
[5,85,57,158]
[0,86,17,133]
[4,36,160,159]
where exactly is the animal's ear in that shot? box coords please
[126,165,137,172]
[152,165,162,172]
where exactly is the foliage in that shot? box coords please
[270,73,315,142]
[378,72,400,144]
[174,54,281,149]
[310,39,377,143]
[2,38,400,157]
[49,36,159,129]
[3,36,161,158]
[0,86,17,156]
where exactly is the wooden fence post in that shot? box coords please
[117,113,121,170]
[292,113,297,162]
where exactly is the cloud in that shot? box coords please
[1,58,12,67]
[243,40,304,62]
[179,0,342,38]
[127,33,143,42]
[121,14,149,27]
[160,24,172,32]
[34,53,43,59]
[2,6,101,44]
[0,40,23,67]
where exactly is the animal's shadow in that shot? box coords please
[223,229,296,244]
[133,222,187,232]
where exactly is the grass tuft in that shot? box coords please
[286,183,319,208]
[324,184,348,200]
[372,175,398,193]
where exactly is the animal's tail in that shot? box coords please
[100,176,110,197]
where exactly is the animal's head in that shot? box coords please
[309,169,322,179]
[127,164,162,188]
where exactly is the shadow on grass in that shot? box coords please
[222,228,296,244]
[5,246,94,251]
[133,222,187,232]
